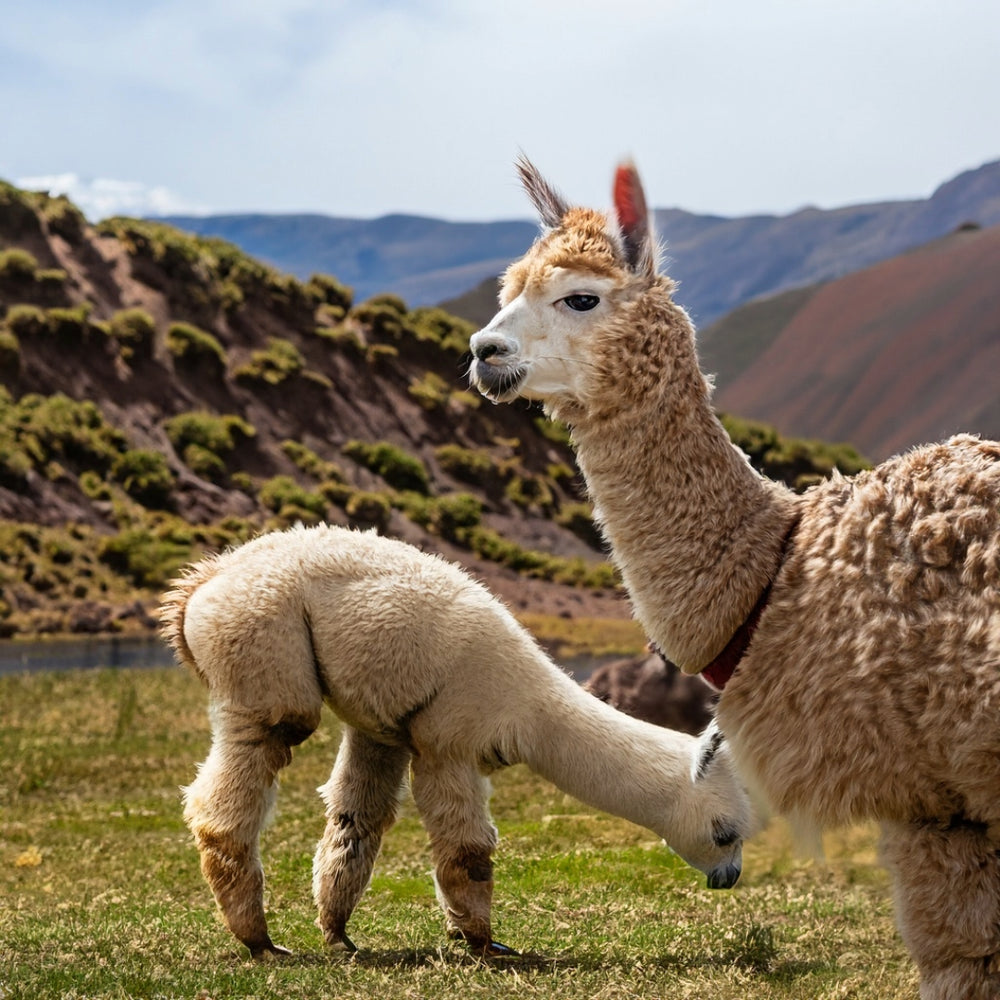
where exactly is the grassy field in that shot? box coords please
[0,667,918,999]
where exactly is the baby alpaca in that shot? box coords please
[468,157,1000,998]
[159,524,752,958]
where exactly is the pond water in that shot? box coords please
[0,636,611,680]
[0,634,177,676]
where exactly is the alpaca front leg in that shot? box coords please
[313,728,410,952]
[184,712,299,959]
[410,756,511,956]
[881,819,1000,1000]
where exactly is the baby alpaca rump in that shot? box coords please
[469,157,1000,998]
[159,524,752,958]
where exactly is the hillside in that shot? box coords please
[700,222,1000,461]
[159,160,1000,328]
[0,181,868,641]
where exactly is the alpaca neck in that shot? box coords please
[519,670,693,837]
[566,302,799,672]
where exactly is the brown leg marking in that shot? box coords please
[195,830,286,958]
[434,847,503,954]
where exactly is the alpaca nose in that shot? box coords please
[470,333,510,362]
[707,846,742,889]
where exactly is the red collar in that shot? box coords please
[700,583,773,692]
[700,519,797,692]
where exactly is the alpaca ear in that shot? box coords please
[516,154,569,230]
[613,161,655,276]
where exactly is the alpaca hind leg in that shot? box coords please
[313,728,410,952]
[410,756,509,955]
[184,705,313,958]
[881,819,1000,1000]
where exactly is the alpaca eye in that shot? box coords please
[562,294,600,312]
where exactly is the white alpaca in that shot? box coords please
[159,523,752,958]
[468,157,1000,999]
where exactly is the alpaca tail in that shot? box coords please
[158,553,223,684]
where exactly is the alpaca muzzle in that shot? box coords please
[707,852,742,890]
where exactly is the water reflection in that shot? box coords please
[0,635,176,675]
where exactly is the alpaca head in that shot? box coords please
[469,156,693,422]
[664,721,755,889]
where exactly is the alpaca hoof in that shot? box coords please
[251,942,292,961]
[327,934,358,954]
[707,862,742,890]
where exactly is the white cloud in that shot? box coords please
[13,174,208,221]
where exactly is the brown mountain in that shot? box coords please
[701,223,1000,462]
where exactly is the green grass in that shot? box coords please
[0,668,918,999]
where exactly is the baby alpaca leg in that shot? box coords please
[410,756,506,955]
[313,728,410,952]
[881,819,1000,1000]
[184,705,310,958]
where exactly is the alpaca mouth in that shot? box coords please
[471,361,527,403]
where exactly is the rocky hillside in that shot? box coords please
[700,222,1000,461]
[0,181,868,641]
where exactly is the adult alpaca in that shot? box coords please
[159,524,752,959]
[468,157,1000,999]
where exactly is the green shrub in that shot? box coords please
[547,462,576,483]
[45,304,93,342]
[4,393,125,474]
[342,439,430,494]
[307,273,353,313]
[108,308,156,358]
[110,449,176,508]
[165,322,227,371]
[367,343,399,367]
[430,492,482,541]
[229,471,254,494]
[234,337,304,386]
[344,490,391,531]
[555,502,604,549]
[281,440,344,482]
[4,304,46,337]
[258,475,326,517]
[434,443,496,486]
[351,298,406,340]
[408,371,450,410]
[720,413,870,491]
[97,528,192,589]
[534,415,572,446]
[0,248,38,282]
[79,470,112,501]
[318,479,353,506]
[505,472,554,511]
[163,411,254,463]
[40,195,86,243]
[35,268,68,292]
[0,329,20,372]
[408,307,475,353]
[315,324,364,354]
[182,443,227,481]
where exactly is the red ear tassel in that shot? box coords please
[613,162,647,234]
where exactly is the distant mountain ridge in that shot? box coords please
[159,159,1000,326]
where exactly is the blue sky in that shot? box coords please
[2,0,998,221]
